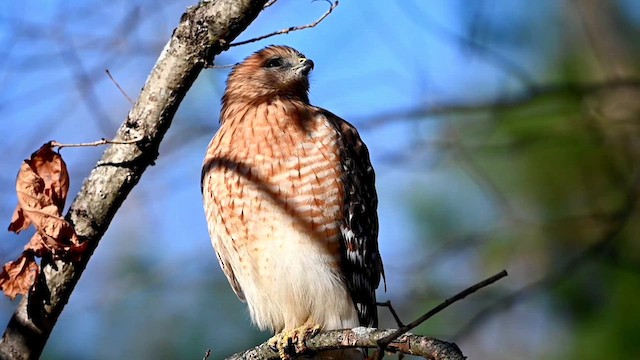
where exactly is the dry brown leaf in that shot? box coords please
[0,254,39,300]
[3,142,85,300]
[9,143,70,234]
[28,142,69,210]
[8,205,31,233]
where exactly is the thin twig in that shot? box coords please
[105,69,134,105]
[203,349,211,360]
[230,0,338,47]
[210,63,236,69]
[377,301,405,327]
[375,270,508,359]
[51,137,142,150]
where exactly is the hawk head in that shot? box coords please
[223,45,314,104]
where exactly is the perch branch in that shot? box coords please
[0,1,269,359]
[226,328,465,360]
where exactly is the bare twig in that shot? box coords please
[377,301,405,327]
[203,349,211,360]
[51,137,142,150]
[105,69,134,105]
[211,63,236,69]
[375,270,508,359]
[226,328,465,360]
[230,0,338,47]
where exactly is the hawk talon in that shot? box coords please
[268,332,293,360]
[268,322,321,360]
[293,323,320,353]
[267,337,280,352]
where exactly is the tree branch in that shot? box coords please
[0,1,268,359]
[226,328,465,360]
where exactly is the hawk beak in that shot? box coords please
[295,58,314,76]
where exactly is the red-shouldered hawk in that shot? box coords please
[202,45,384,359]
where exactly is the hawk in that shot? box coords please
[202,45,384,359]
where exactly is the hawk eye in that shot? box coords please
[264,58,284,68]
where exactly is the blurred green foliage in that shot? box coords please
[400,1,640,357]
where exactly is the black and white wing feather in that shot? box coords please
[323,109,385,327]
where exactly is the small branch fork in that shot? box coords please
[230,0,339,47]
[227,329,464,360]
[376,301,405,328]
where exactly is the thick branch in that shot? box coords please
[226,328,465,360]
[0,1,268,359]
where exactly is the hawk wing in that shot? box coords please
[321,109,385,327]
[201,157,246,302]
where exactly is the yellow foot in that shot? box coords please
[268,321,321,359]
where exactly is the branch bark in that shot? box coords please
[0,1,268,359]
[226,328,466,360]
